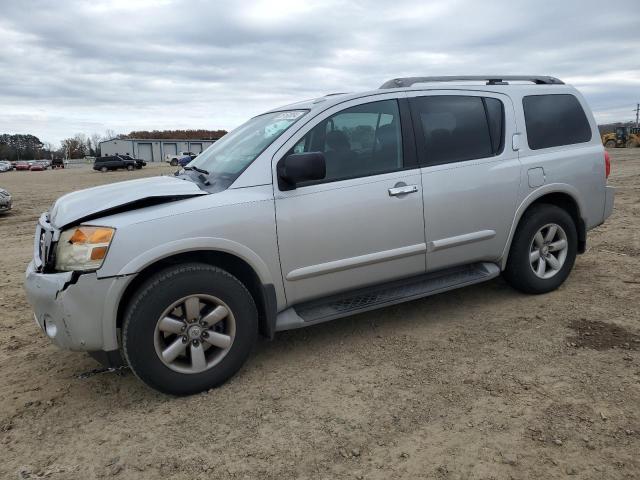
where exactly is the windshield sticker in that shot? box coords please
[274,111,305,120]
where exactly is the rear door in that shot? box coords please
[274,96,427,305]
[407,91,521,271]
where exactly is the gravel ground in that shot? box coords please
[0,151,638,479]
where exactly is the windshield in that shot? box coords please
[186,110,308,183]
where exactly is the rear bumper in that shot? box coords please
[604,186,615,221]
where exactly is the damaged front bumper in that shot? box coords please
[24,260,130,352]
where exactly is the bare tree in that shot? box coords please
[89,133,102,156]
[104,129,117,141]
[61,134,89,159]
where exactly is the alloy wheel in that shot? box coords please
[153,294,236,374]
[529,223,568,279]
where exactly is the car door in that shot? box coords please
[407,91,521,272]
[274,96,427,305]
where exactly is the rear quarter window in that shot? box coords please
[523,94,592,150]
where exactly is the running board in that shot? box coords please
[275,262,500,331]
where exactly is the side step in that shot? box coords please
[275,262,500,331]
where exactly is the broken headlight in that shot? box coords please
[55,226,115,271]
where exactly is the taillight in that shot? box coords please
[604,150,611,179]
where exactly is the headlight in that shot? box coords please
[55,226,115,271]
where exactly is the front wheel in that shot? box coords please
[604,140,616,148]
[503,204,577,294]
[100,166,108,172]
[122,263,258,395]
[126,164,134,171]
[170,159,178,166]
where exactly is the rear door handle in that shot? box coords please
[388,184,418,197]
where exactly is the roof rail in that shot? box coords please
[379,76,565,89]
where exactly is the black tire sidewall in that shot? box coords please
[504,205,577,294]
[123,264,258,395]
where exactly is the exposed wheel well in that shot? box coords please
[116,251,275,339]
[523,192,586,253]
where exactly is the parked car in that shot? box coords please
[30,161,50,171]
[0,188,12,212]
[25,75,615,395]
[93,156,136,172]
[118,154,146,169]
[0,161,12,172]
[176,154,193,168]
[51,158,65,169]
[167,151,197,166]
[14,162,29,171]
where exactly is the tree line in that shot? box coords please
[0,129,228,160]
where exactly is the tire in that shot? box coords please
[626,140,638,148]
[122,263,258,395]
[503,204,577,294]
[100,166,108,172]
[126,164,134,171]
[170,159,178,166]
[605,140,616,148]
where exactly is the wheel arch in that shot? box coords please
[114,249,279,344]
[500,185,586,269]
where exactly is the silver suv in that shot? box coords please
[25,76,615,395]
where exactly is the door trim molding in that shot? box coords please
[286,243,427,281]
[428,230,496,252]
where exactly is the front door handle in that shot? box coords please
[388,184,418,197]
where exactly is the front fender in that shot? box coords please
[499,183,585,269]
[113,236,276,287]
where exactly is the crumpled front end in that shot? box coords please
[24,213,131,352]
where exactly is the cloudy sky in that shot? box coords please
[0,0,639,146]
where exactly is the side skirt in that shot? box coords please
[275,262,500,331]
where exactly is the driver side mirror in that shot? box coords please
[277,152,326,191]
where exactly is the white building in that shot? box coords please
[99,138,217,162]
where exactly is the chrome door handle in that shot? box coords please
[388,184,418,197]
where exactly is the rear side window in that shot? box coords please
[410,95,504,165]
[523,94,592,150]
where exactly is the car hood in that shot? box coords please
[49,175,207,229]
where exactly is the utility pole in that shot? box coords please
[635,103,640,127]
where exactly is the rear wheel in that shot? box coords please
[122,263,258,395]
[626,140,638,148]
[503,204,577,294]
[170,159,178,166]
[604,140,616,148]
[126,164,134,171]
[100,166,108,172]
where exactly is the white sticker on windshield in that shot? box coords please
[274,111,304,120]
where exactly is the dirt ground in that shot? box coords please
[0,151,638,480]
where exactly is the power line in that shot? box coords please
[635,103,640,127]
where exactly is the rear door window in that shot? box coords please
[410,95,503,165]
[522,94,592,150]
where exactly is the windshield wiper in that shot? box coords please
[183,165,210,175]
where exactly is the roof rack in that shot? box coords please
[379,76,564,89]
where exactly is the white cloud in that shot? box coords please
[0,0,638,145]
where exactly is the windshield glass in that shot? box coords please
[186,110,307,182]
